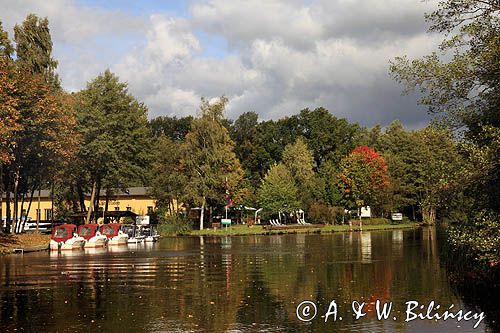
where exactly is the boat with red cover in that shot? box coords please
[100,223,128,245]
[50,224,85,251]
[78,224,108,248]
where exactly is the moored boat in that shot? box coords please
[78,224,107,248]
[124,225,145,244]
[143,225,160,242]
[100,223,128,245]
[50,224,85,251]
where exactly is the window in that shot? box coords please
[44,209,52,220]
[126,206,132,212]
[114,206,120,211]
[147,206,153,214]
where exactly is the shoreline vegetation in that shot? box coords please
[175,221,418,237]
[0,222,417,254]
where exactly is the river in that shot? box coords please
[0,228,497,332]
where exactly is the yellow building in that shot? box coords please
[1,187,156,222]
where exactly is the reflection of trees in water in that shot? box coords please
[437,226,500,332]
[1,230,497,332]
[235,267,300,331]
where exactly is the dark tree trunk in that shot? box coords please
[23,183,36,232]
[6,174,11,231]
[77,182,86,212]
[12,169,19,234]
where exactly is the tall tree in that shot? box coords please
[390,0,500,212]
[76,70,151,222]
[14,14,59,88]
[281,137,315,206]
[339,146,390,216]
[181,97,243,230]
[257,163,300,215]
[150,136,186,213]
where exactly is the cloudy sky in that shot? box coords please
[0,0,440,127]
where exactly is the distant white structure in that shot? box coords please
[136,215,150,225]
[391,213,403,221]
[360,206,371,218]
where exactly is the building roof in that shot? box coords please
[1,187,152,199]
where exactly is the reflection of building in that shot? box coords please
[1,187,156,221]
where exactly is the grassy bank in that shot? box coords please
[184,222,418,237]
[0,233,50,254]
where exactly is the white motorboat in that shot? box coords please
[78,224,108,248]
[50,224,85,251]
[100,223,128,245]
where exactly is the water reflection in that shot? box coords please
[0,228,496,332]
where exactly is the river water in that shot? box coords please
[0,228,497,332]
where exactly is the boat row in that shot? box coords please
[50,223,159,251]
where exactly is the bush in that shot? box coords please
[308,202,344,224]
[447,210,500,268]
[158,213,192,236]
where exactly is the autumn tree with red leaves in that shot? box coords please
[339,146,390,218]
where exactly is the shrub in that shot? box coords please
[308,202,344,224]
[158,213,192,236]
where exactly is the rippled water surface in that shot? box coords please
[0,228,496,332]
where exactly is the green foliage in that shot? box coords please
[150,136,185,212]
[316,160,343,207]
[76,70,152,191]
[149,115,193,140]
[257,163,300,215]
[0,22,14,58]
[447,210,500,267]
[281,137,315,206]
[158,213,192,236]
[181,97,244,229]
[13,14,59,88]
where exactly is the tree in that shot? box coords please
[13,14,59,88]
[281,137,315,206]
[297,108,363,167]
[317,160,343,207]
[390,0,500,213]
[0,59,19,164]
[0,16,79,233]
[150,136,186,214]
[339,146,390,217]
[149,115,193,140]
[412,127,462,224]
[230,111,262,188]
[257,163,300,215]
[376,121,421,217]
[181,97,244,230]
[76,70,151,222]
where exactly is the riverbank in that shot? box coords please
[185,222,418,236]
[0,233,50,254]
